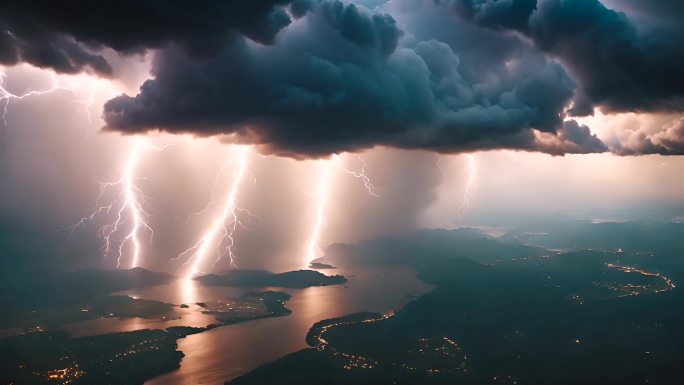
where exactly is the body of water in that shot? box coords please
[60,266,432,385]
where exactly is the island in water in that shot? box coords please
[229,224,683,385]
[3,295,179,330]
[2,268,176,332]
[199,291,293,324]
[0,265,298,385]
[196,269,347,288]
[308,262,337,270]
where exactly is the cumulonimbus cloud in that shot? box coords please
[452,0,684,115]
[102,0,608,157]
[2,0,683,157]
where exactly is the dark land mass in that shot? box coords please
[306,312,384,347]
[196,269,347,288]
[2,295,178,330]
[503,220,684,284]
[230,223,683,385]
[0,268,174,333]
[1,290,294,384]
[323,228,548,267]
[505,221,683,254]
[202,291,292,324]
[0,267,171,312]
[308,262,337,270]
[0,326,212,385]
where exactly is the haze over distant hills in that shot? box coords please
[322,227,547,267]
[0,267,171,311]
[232,221,684,385]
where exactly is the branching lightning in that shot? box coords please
[0,70,73,128]
[109,140,151,269]
[333,154,379,197]
[1,68,155,269]
[304,154,379,266]
[71,138,160,269]
[179,146,250,278]
[73,83,98,126]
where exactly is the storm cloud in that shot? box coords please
[452,0,684,114]
[102,0,606,157]
[0,0,297,75]
[2,0,683,156]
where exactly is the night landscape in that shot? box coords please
[1,1,683,385]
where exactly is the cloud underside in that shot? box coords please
[2,0,683,156]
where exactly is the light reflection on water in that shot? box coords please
[61,266,432,385]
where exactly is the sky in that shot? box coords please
[0,0,682,275]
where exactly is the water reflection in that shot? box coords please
[61,309,218,337]
[180,277,199,305]
[60,266,432,385]
[148,267,431,385]
[61,278,222,337]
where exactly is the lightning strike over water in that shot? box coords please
[458,154,476,219]
[180,146,250,278]
[305,159,333,266]
[304,154,380,266]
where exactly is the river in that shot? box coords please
[60,266,432,385]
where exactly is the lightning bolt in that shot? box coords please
[110,139,151,269]
[179,146,250,278]
[184,156,242,225]
[1,67,161,271]
[73,83,97,126]
[333,154,379,197]
[71,138,157,269]
[0,69,73,128]
[304,154,379,267]
[457,154,476,219]
[305,159,333,266]
[1,67,152,269]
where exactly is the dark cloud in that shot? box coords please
[533,120,608,155]
[453,0,537,30]
[5,0,682,156]
[0,0,297,75]
[103,0,601,157]
[452,0,684,114]
[0,28,112,75]
[558,121,607,152]
[602,0,684,28]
